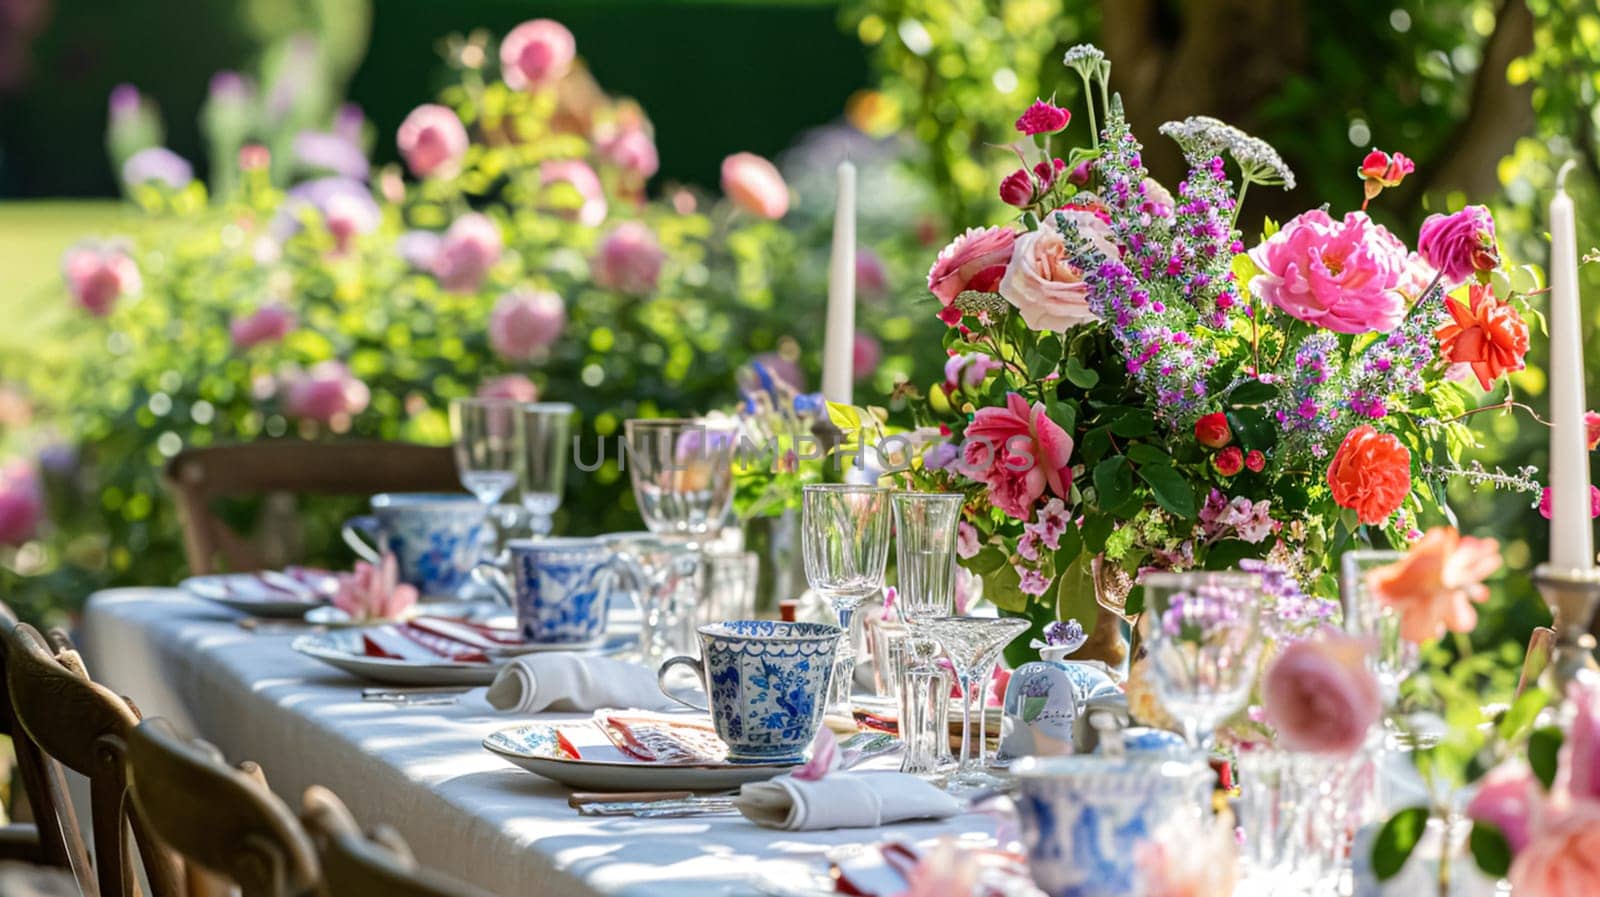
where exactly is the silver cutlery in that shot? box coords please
[576,796,738,818]
[361,686,470,705]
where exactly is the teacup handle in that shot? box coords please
[657,655,709,712]
[341,515,383,563]
[471,561,514,608]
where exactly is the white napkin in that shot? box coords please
[733,771,962,830]
[482,654,680,714]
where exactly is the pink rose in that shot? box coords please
[282,362,370,423]
[334,552,418,622]
[592,221,663,295]
[1509,801,1600,897]
[1467,761,1539,852]
[323,192,377,255]
[0,461,43,547]
[998,210,1118,332]
[396,230,442,270]
[1418,205,1499,287]
[489,289,565,361]
[944,352,1002,390]
[1260,629,1382,755]
[61,245,140,317]
[927,226,1016,308]
[432,213,502,293]
[720,152,789,219]
[1538,485,1600,521]
[540,159,607,227]
[599,128,659,180]
[852,331,881,382]
[856,247,888,298]
[960,392,1074,520]
[477,374,538,403]
[1559,680,1600,803]
[1248,210,1408,334]
[999,168,1036,207]
[230,302,296,350]
[499,19,575,91]
[396,103,468,179]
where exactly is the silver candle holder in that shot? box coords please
[1531,564,1600,707]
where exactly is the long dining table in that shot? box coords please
[79,588,1002,897]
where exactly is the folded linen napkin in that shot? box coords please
[733,771,962,830]
[483,654,680,714]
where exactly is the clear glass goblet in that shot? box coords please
[802,484,891,715]
[604,532,700,666]
[450,398,524,551]
[623,418,740,537]
[1139,570,1263,753]
[921,615,1030,794]
[520,402,573,537]
[1339,550,1419,711]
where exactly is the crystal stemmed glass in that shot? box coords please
[922,615,1030,794]
[890,492,965,775]
[1339,550,1419,716]
[449,398,524,549]
[802,484,892,715]
[1139,571,1263,753]
[603,532,699,666]
[520,402,573,536]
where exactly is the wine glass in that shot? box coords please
[520,402,573,536]
[1139,570,1263,753]
[604,532,699,666]
[449,398,524,549]
[922,615,1030,794]
[802,484,892,715]
[891,492,965,775]
[1339,550,1419,712]
[623,418,739,536]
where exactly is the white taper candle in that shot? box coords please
[821,159,857,406]
[1547,160,1594,569]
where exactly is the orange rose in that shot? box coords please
[1326,425,1410,525]
[1435,283,1529,391]
[1365,526,1501,643]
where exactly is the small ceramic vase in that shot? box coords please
[999,644,1122,762]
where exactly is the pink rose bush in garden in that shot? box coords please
[432,213,503,293]
[230,302,296,350]
[540,160,608,227]
[489,289,566,361]
[61,244,141,317]
[592,221,664,295]
[281,362,370,424]
[396,104,469,179]
[499,19,576,91]
[0,462,43,547]
[476,374,539,403]
[720,152,789,219]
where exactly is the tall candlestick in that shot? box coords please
[821,160,857,406]
[1547,160,1593,569]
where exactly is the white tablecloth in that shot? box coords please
[80,588,999,897]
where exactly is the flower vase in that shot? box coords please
[999,644,1121,762]
[741,509,799,616]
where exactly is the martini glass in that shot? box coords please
[921,615,1030,794]
[802,484,891,716]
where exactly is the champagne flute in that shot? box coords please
[449,398,523,553]
[802,484,891,715]
[520,402,573,536]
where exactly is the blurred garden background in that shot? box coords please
[1,0,1597,688]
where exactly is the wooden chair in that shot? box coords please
[125,719,317,897]
[163,441,459,575]
[1,621,184,897]
[0,603,79,877]
[299,787,492,897]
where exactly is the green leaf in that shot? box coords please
[826,401,863,435]
[1530,726,1565,790]
[1126,443,1172,466]
[1204,538,1258,569]
[1497,688,1550,743]
[1124,584,1145,616]
[1093,456,1134,508]
[1469,822,1512,877]
[1055,553,1100,638]
[1371,806,1430,881]
[1054,522,1083,570]
[1029,336,1064,380]
[1079,426,1111,464]
[1138,463,1197,518]
[1226,407,1277,452]
[1229,379,1279,406]
[1109,409,1155,438]
[1045,397,1077,435]
[981,561,1030,614]
[1081,514,1114,554]
[1064,355,1100,389]
[965,546,1009,576]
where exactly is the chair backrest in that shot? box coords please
[0,604,82,878]
[163,441,460,575]
[299,787,492,897]
[2,621,184,897]
[126,719,318,897]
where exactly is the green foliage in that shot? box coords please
[1372,805,1431,881]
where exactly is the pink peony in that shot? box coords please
[1418,205,1499,287]
[927,226,1016,309]
[960,392,1074,520]
[856,246,888,298]
[499,19,576,91]
[598,128,659,180]
[477,374,538,403]
[282,362,370,423]
[1248,210,1408,334]
[1015,99,1070,136]
[1539,485,1600,521]
[720,152,789,220]
[1508,800,1600,897]
[230,302,296,350]
[1468,761,1539,852]
[0,461,43,547]
[396,103,468,179]
[998,210,1118,332]
[540,159,607,227]
[592,221,664,295]
[1559,680,1600,803]
[489,289,565,361]
[333,552,418,622]
[852,331,881,382]
[1261,629,1382,755]
[61,245,140,317]
[432,213,502,293]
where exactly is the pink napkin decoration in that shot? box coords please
[334,553,418,621]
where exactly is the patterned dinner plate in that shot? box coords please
[482,722,796,791]
[291,629,634,686]
[181,571,336,618]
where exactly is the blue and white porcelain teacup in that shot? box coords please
[1011,754,1212,897]
[657,620,841,764]
[342,493,489,598]
[473,538,618,645]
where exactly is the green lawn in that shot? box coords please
[0,200,129,352]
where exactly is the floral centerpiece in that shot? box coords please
[843,45,1542,664]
